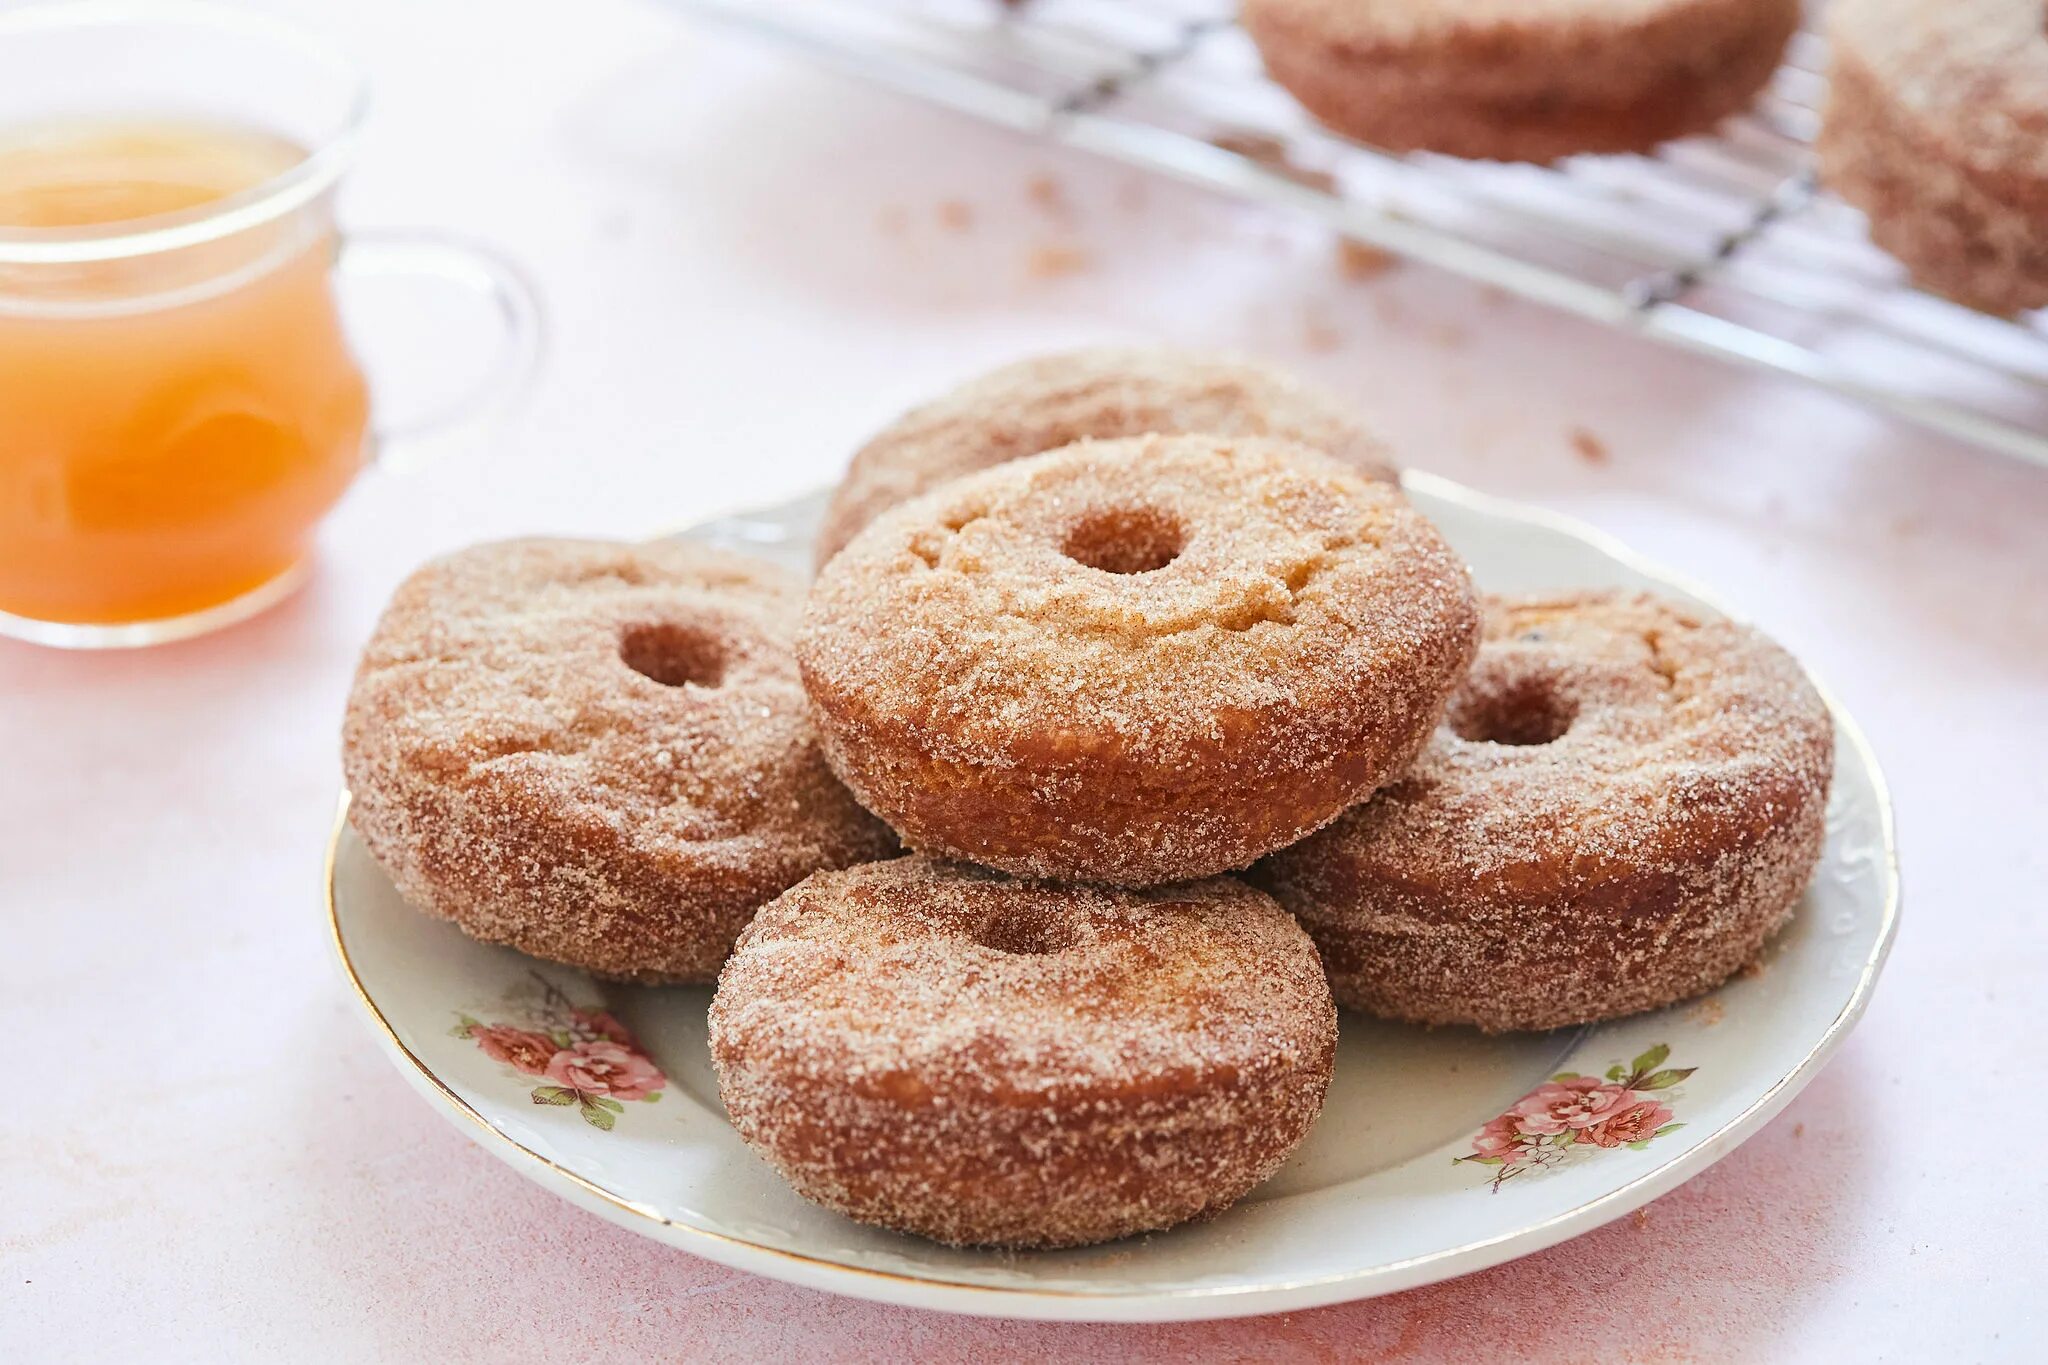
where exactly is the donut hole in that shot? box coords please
[1450,676,1577,747]
[620,623,725,689]
[976,906,1080,956]
[1061,507,1186,575]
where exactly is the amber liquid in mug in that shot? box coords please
[0,118,370,626]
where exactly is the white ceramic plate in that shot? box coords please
[328,474,1898,1322]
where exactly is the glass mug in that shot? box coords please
[0,2,538,647]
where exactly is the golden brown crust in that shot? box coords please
[1817,0,2048,316]
[708,857,1337,1249]
[1241,0,1799,163]
[815,347,1395,569]
[1255,591,1834,1032]
[797,435,1480,885]
[341,538,896,982]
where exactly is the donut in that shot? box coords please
[1817,0,2048,316]
[1241,0,1800,163]
[1256,591,1833,1032]
[796,434,1480,886]
[708,856,1337,1249]
[342,538,896,982]
[815,347,1395,569]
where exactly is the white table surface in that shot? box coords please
[5,1,2045,1359]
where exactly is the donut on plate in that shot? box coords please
[1256,591,1833,1032]
[342,538,896,982]
[708,856,1337,1249]
[1241,0,1801,163]
[1818,0,2048,316]
[796,434,1480,886]
[815,347,1395,569]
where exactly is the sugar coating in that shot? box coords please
[708,857,1338,1249]
[797,434,1481,886]
[815,347,1396,569]
[341,538,897,982]
[1256,591,1834,1032]
[1242,0,1799,163]
[1818,0,2048,315]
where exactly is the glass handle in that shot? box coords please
[337,230,543,465]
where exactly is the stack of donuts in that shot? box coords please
[342,348,1834,1250]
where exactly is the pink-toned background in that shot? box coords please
[5,2,2041,1359]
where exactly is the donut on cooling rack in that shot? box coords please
[708,856,1337,1249]
[1817,0,2048,316]
[1255,591,1834,1032]
[1240,0,1801,163]
[814,347,1395,569]
[342,538,896,982]
[796,433,1480,886]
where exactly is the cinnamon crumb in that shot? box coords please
[1687,997,1726,1027]
[937,199,975,233]
[1740,957,1769,979]
[1632,1209,1650,1230]
[1338,239,1397,282]
[1026,173,1071,222]
[1569,427,1609,465]
[1793,1122,1805,1138]
[1024,243,1093,279]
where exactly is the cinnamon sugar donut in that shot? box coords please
[815,348,1395,569]
[1242,0,1800,163]
[1817,0,2048,316]
[342,538,896,982]
[797,434,1480,886]
[1257,591,1834,1032]
[708,857,1337,1249]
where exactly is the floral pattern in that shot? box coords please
[1457,1044,1691,1190]
[451,972,667,1131]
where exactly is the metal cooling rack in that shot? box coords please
[664,0,2048,469]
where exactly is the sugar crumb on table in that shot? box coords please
[1302,309,1344,352]
[936,199,975,233]
[1337,238,1398,282]
[1025,172,1071,222]
[1023,243,1093,279]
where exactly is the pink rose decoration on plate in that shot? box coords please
[1457,1043,1693,1189]
[470,1025,557,1076]
[452,972,668,1132]
[1583,1098,1676,1149]
[1507,1076,1632,1135]
[1470,1114,1525,1162]
[546,1040,667,1101]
